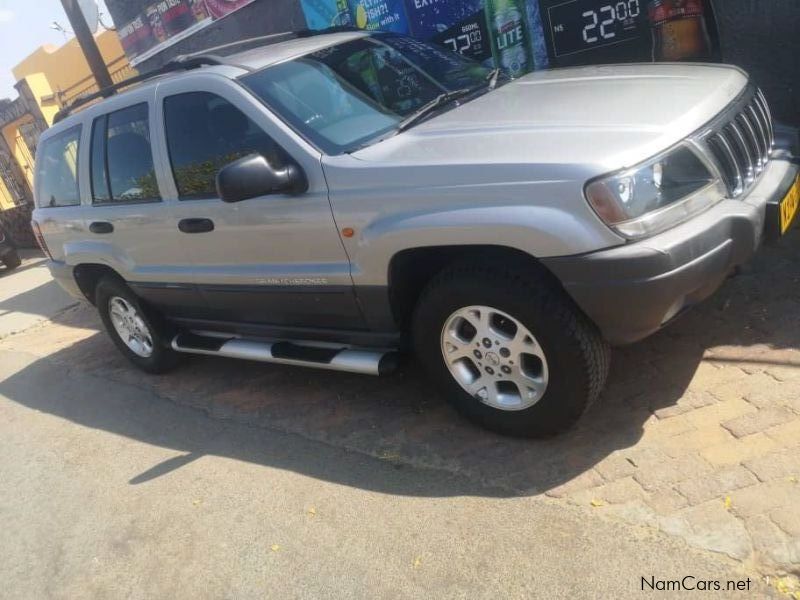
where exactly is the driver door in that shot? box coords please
[152,75,363,332]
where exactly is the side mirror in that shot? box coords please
[216,154,308,203]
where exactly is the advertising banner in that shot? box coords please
[300,0,718,75]
[119,0,257,64]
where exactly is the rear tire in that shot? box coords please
[2,250,21,270]
[412,261,610,437]
[96,277,181,374]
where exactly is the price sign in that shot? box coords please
[547,0,646,58]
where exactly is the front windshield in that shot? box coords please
[240,34,495,154]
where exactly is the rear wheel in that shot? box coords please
[96,277,180,374]
[413,261,610,437]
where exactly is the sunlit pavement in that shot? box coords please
[0,250,77,339]
[1,231,799,596]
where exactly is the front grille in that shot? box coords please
[704,88,774,198]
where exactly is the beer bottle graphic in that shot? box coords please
[334,0,352,26]
[484,0,532,78]
[648,0,711,61]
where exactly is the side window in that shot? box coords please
[90,115,110,203]
[163,92,286,200]
[92,103,160,204]
[35,125,81,208]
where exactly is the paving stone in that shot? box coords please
[700,433,779,467]
[632,454,713,492]
[708,372,780,404]
[745,383,800,412]
[568,477,647,507]
[594,452,637,481]
[674,465,759,505]
[765,363,800,383]
[686,362,748,393]
[647,488,690,515]
[657,426,733,459]
[646,414,695,438]
[746,514,800,570]
[686,398,756,430]
[743,448,800,482]
[728,480,800,518]
[722,407,797,438]
[764,419,800,448]
[602,500,658,528]
[650,390,718,420]
[545,469,605,499]
[770,506,800,537]
[658,501,752,560]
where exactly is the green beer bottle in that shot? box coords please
[484,0,533,78]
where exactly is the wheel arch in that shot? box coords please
[385,245,567,331]
[73,263,127,305]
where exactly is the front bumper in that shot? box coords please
[543,157,799,345]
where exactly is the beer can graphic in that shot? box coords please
[484,0,533,78]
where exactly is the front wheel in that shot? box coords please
[413,262,610,437]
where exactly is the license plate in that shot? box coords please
[780,176,800,235]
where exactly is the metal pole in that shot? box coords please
[59,0,114,91]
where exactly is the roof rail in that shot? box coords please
[183,26,364,59]
[52,26,365,124]
[53,54,243,123]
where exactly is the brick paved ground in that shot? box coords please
[1,229,799,584]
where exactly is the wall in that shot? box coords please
[12,30,129,102]
[108,0,798,126]
[713,0,798,126]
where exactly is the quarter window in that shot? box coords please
[91,103,160,203]
[35,125,81,208]
[163,92,286,199]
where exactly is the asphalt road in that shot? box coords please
[0,252,775,598]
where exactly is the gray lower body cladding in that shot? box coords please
[543,158,799,345]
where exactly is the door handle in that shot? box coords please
[89,221,114,234]
[178,218,214,234]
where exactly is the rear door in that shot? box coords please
[152,74,363,331]
[81,90,203,317]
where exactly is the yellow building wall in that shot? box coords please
[12,30,129,99]
[0,177,16,211]
[2,116,36,186]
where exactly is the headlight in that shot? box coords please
[585,146,725,239]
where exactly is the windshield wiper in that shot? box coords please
[396,87,475,133]
[486,67,502,90]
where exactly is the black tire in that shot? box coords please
[2,249,21,270]
[412,261,610,438]
[95,277,181,374]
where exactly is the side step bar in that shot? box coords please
[171,332,398,376]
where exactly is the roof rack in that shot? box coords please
[52,26,365,124]
[189,26,363,58]
[53,53,248,123]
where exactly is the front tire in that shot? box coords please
[413,261,610,437]
[96,277,180,374]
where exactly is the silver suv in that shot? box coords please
[32,30,799,437]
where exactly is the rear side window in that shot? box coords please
[35,125,81,208]
[91,103,160,203]
[163,92,286,200]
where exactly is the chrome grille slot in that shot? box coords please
[704,88,775,198]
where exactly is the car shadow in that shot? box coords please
[0,229,798,497]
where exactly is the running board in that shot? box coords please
[171,332,398,376]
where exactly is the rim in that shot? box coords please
[108,296,154,358]
[440,305,549,412]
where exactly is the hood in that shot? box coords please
[351,63,748,172]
